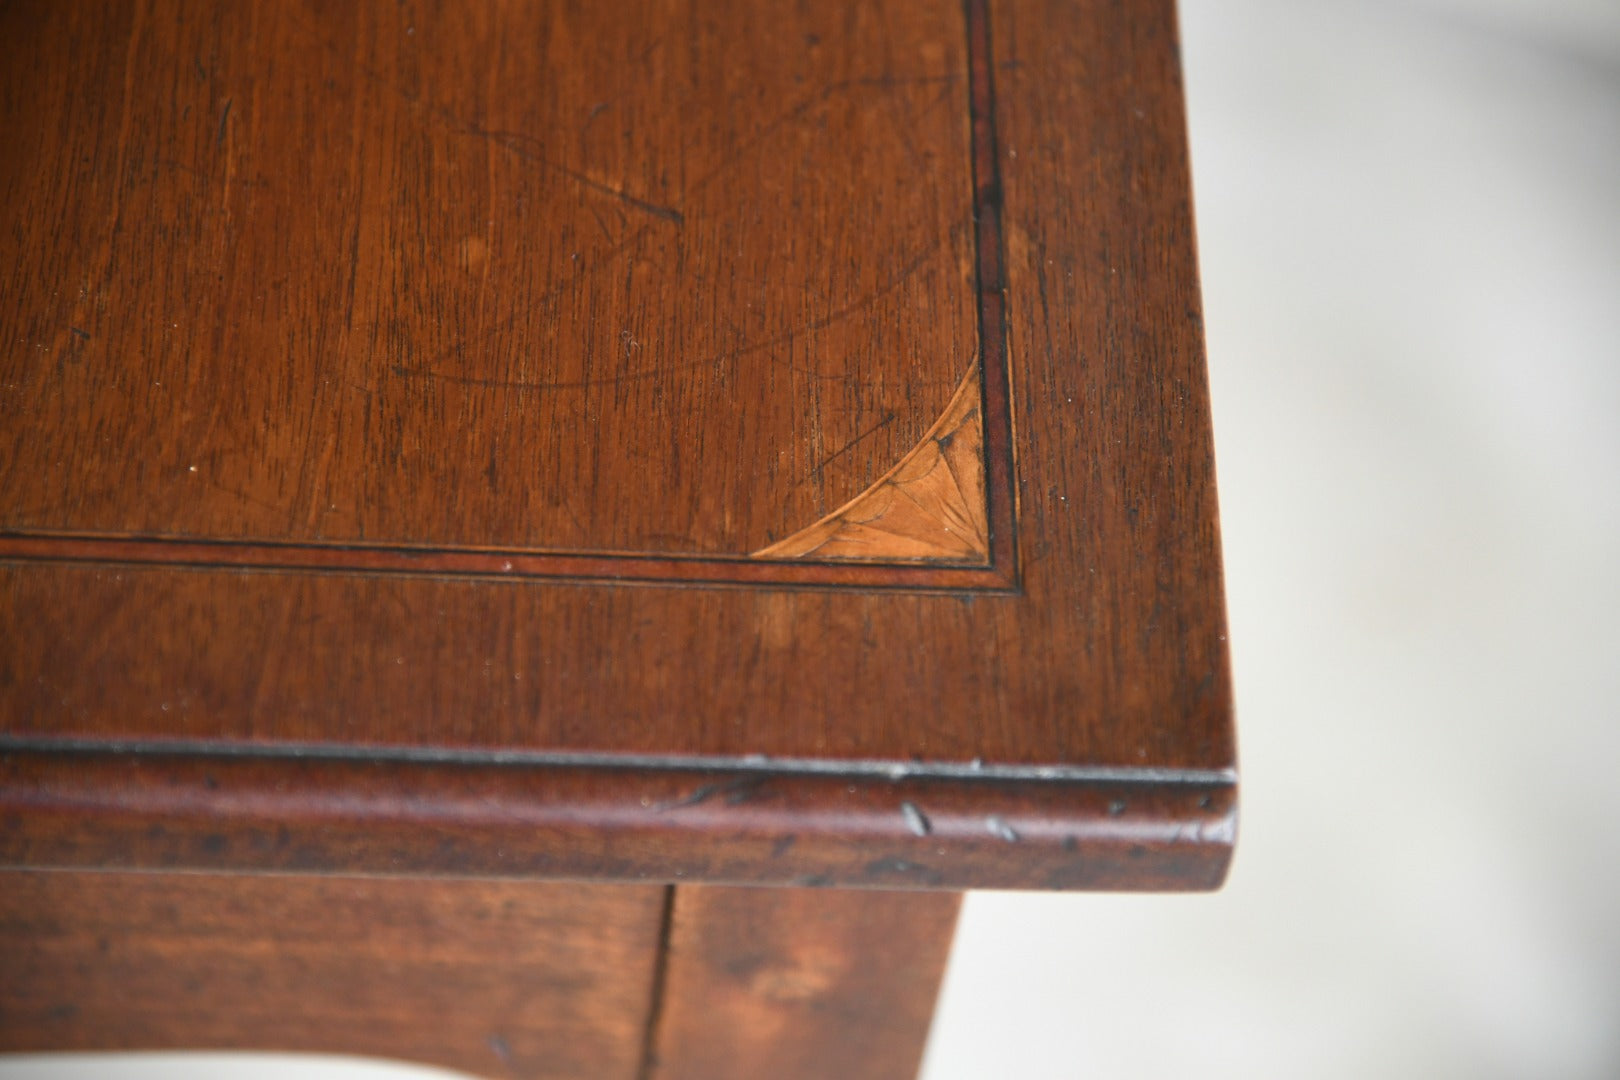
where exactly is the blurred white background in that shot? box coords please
[926,0,1620,1076]
[5,0,1618,1077]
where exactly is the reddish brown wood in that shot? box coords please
[0,749,1234,891]
[1,1,1227,1076]
[0,870,668,1079]
[646,886,962,1080]
[0,0,980,561]
[0,0,1231,886]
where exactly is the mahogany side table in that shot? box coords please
[0,1,1235,1077]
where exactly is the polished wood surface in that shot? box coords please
[1,0,1232,891]
[0,0,976,559]
[0,870,668,1079]
[647,886,961,1080]
[0,751,1232,891]
[2,2,1228,1076]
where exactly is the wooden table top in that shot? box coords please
[1,0,1234,891]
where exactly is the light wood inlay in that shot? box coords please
[754,366,988,563]
[0,0,1235,894]
[0,0,976,559]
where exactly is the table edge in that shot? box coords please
[0,744,1235,892]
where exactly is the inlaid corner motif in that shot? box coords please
[0,0,1015,592]
[754,367,989,564]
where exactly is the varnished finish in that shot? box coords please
[0,0,979,560]
[646,886,962,1080]
[1,0,1232,890]
[0,870,668,1079]
[2,2,1228,1076]
[0,0,1017,590]
[0,749,1234,891]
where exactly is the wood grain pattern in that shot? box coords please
[0,0,1234,894]
[645,886,961,1080]
[755,364,988,562]
[0,4,1230,1077]
[0,870,668,1079]
[0,0,978,559]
